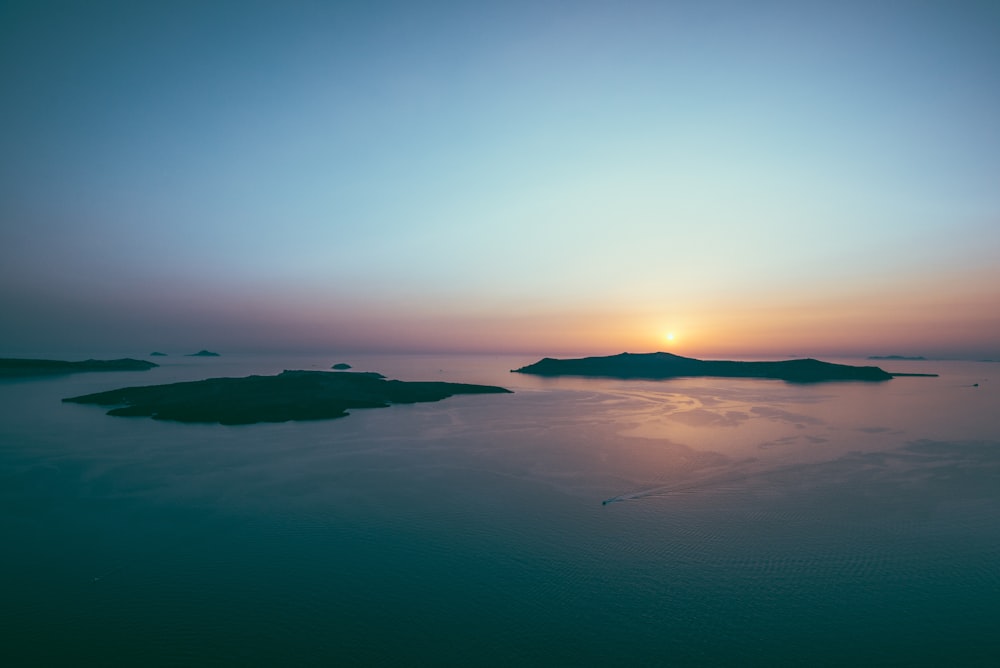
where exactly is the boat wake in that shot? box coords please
[601,461,788,506]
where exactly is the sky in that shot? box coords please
[2,0,998,359]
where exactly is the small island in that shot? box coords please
[331,363,352,370]
[149,352,168,357]
[63,370,512,425]
[1,357,158,378]
[513,352,910,383]
[186,350,220,357]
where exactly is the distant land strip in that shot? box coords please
[63,370,512,425]
[513,352,936,383]
[868,355,927,361]
[0,357,157,378]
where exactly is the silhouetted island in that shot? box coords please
[513,352,900,382]
[1,357,158,378]
[149,352,168,357]
[187,350,220,357]
[331,363,352,370]
[868,355,926,361]
[63,370,512,425]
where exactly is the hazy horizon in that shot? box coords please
[1,343,994,364]
[2,1,998,360]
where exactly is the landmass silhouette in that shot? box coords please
[512,352,932,382]
[63,370,511,425]
[0,357,158,378]
[868,355,926,361]
[186,350,220,357]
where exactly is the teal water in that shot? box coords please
[1,354,998,666]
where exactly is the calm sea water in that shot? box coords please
[1,353,998,666]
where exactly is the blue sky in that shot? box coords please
[2,0,998,357]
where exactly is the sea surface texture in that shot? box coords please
[2,354,998,666]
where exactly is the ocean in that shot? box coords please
[1,353,998,666]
